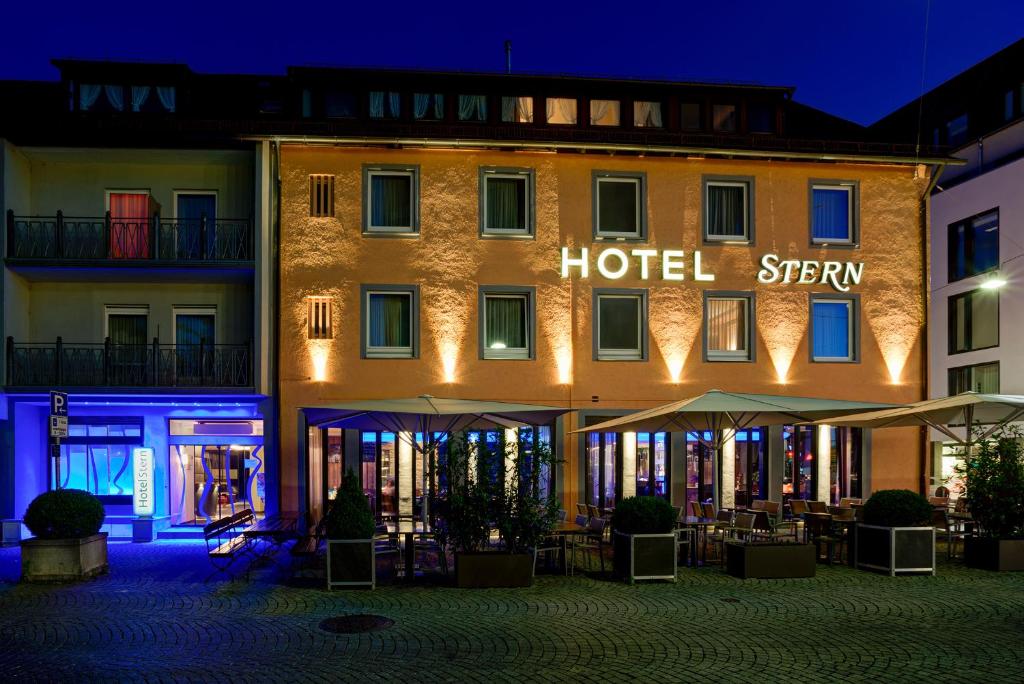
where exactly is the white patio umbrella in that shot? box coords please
[811,391,1024,446]
[572,389,899,508]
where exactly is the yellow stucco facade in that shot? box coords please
[277,144,929,513]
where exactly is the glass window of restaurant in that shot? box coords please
[733,428,766,508]
[827,427,862,505]
[467,430,504,489]
[518,426,555,499]
[685,432,715,507]
[361,431,398,518]
[782,425,815,502]
[636,432,669,500]
[586,431,619,512]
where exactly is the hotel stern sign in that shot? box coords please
[559,248,863,293]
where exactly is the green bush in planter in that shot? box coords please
[612,496,677,535]
[862,489,932,527]
[24,489,105,540]
[325,470,375,540]
[957,430,1024,539]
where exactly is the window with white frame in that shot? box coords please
[480,288,533,359]
[811,182,857,244]
[481,168,533,236]
[811,297,857,362]
[363,166,419,233]
[595,291,646,360]
[704,178,751,242]
[705,294,752,361]
[363,287,417,358]
[594,173,645,239]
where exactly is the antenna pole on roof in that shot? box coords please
[505,40,512,74]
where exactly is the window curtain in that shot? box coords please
[590,99,611,125]
[155,86,176,112]
[973,364,999,393]
[371,175,412,227]
[458,95,487,121]
[104,85,124,111]
[515,96,533,122]
[486,177,525,230]
[599,297,640,350]
[176,314,214,346]
[369,91,385,118]
[812,188,850,240]
[486,296,526,349]
[707,299,745,352]
[414,93,443,120]
[388,91,400,118]
[708,185,745,237]
[369,294,411,347]
[108,314,147,345]
[130,86,151,112]
[79,84,102,111]
[109,192,150,258]
[546,98,577,124]
[812,302,850,358]
[634,101,663,127]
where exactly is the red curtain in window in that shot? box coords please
[109,193,150,258]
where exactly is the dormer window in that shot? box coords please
[370,91,401,119]
[590,100,620,126]
[458,95,488,122]
[633,101,663,128]
[501,96,533,123]
[546,97,577,125]
[78,84,175,113]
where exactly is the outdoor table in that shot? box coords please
[549,522,588,573]
[391,520,431,582]
[243,511,300,559]
[680,516,717,566]
[803,512,856,566]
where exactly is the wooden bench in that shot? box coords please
[290,517,326,561]
[204,509,256,576]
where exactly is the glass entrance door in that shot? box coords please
[636,432,669,499]
[586,432,619,511]
[686,432,715,507]
[782,426,816,502]
[733,428,766,508]
[193,445,259,523]
[360,431,397,518]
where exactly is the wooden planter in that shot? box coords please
[725,542,816,579]
[856,524,935,576]
[612,531,677,583]
[21,533,108,582]
[965,537,1024,572]
[326,539,375,589]
[454,551,533,588]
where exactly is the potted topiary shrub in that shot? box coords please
[612,496,677,583]
[21,489,107,582]
[325,469,377,589]
[959,430,1024,571]
[856,489,935,576]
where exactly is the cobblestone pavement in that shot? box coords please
[1,541,1022,683]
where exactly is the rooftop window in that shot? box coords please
[546,97,577,125]
[414,93,444,120]
[590,100,620,126]
[633,101,662,128]
[502,96,533,123]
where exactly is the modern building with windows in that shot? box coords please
[873,37,1024,496]
[0,61,277,539]
[275,67,952,520]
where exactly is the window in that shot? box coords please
[810,182,858,244]
[703,177,752,243]
[54,418,143,496]
[546,97,577,124]
[586,431,619,510]
[947,113,968,146]
[309,175,335,217]
[713,104,737,132]
[811,297,858,362]
[949,362,999,395]
[107,191,152,258]
[458,95,487,122]
[79,84,125,112]
[413,93,444,120]
[1005,90,1015,122]
[681,103,702,130]
[704,293,753,361]
[594,290,647,360]
[362,286,418,358]
[948,209,999,282]
[748,103,775,133]
[325,91,357,118]
[105,306,149,384]
[479,287,534,359]
[307,296,333,339]
[593,172,646,240]
[590,100,620,126]
[633,101,662,128]
[369,91,400,119]
[501,96,533,123]
[948,289,998,354]
[480,167,533,237]
[363,166,419,233]
[174,306,215,383]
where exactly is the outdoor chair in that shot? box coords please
[587,504,601,520]
[933,508,967,560]
[760,501,798,541]
[804,514,840,564]
[534,532,566,576]
[702,502,717,519]
[935,485,951,498]
[573,517,608,574]
[373,523,402,579]
[675,514,694,567]
[808,500,828,513]
[413,530,448,575]
[750,499,766,511]
[557,509,568,522]
[689,501,704,518]
[928,496,950,508]
[838,498,862,507]
[576,503,588,516]
[705,510,736,562]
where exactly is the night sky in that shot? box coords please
[1,0,1021,125]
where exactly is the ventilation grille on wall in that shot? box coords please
[307,296,333,339]
[309,174,335,217]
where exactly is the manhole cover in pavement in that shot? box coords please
[319,614,395,634]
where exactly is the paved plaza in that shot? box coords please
[1,541,1022,683]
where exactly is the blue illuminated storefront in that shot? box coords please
[1,393,272,540]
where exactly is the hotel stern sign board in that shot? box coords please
[559,248,863,292]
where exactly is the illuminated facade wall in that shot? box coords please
[278,145,929,512]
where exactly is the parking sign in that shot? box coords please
[50,391,68,417]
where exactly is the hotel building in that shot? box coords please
[873,37,1024,495]
[276,68,953,520]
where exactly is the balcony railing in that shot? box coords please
[6,337,253,388]
[5,211,253,263]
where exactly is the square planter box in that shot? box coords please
[965,537,1024,572]
[455,551,533,588]
[21,533,108,582]
[856,524,935,576]
[326,539,375,589]
[613,531,677,583]
[2,519,22,547]
[725,542,816,579]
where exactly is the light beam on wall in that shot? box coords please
[440,342,458,384]
[757,290,805,384]
[666,355,685,384]
[309,343,329,382]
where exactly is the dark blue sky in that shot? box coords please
[2,0,1021,125]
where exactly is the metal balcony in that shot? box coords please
[5,211,253,264]
[5,337,253,389]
